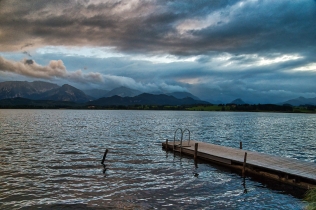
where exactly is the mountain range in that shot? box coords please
[82,88,109,99]
[40,84,93,103]
[88,93,207,106]
[0,81,208,106]
[1,81,315,107]
[82,86,201,100]
[0,81,92,103]
[103,86,142,98]
[281,97,316,106]
[0,81,59,99]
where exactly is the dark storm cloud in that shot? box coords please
[23,51,32,57]
[0,0,314,56]
[24,59,33,65]
[177,1,315,56]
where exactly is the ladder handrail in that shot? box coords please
[182,128,191,146]
[173,128,183,150]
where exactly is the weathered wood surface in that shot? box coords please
[164,140,316,182]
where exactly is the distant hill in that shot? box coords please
[0,81,93,103]
[88,93,209,106]
[82,89,108,99]
[104,86,142,97]
[281,97,316,106]
[229,98,246,105]
[41,84,93,103]
[167,92,200,100]
[0,81,59,99]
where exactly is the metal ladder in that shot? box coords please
[173,128,191,153]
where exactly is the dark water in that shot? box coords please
[1,110,315,209]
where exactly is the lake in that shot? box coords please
[1,109,315,209]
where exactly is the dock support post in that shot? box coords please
[165,139,168,151]
[194,143,198,160]
[240,141,242,149]
[101,149,109,174]
[242,152,247,177]
[101,149,108,165]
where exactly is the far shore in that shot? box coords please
[1,104,316,114]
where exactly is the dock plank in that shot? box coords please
[165,140,316,182]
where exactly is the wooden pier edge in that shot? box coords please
[162,140,316,190]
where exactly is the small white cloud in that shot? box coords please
[292,62,316,72]
[209,53,303,69]
[256,54,302,66]
[36,46,125,59]
[176,10,230,34]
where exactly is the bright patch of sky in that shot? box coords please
[211,53,303,69]
[36,46,303,69]
[175,0,249,34]
[292,63,316,72]
[176,10,229,34]
[36,46,198,64]
[36,46,125,59]
[177,78,202,85]
[256,54,302,66]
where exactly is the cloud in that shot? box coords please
[0,56,103,84]
[0,0,315,57]
[101,74,187,93]
[24,59,33,65]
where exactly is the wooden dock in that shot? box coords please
[162,140,316,190]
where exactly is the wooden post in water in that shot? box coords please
[240,141,242,149]
[242,152,247,177]
[165,139,168,151]
[101,149,108,165]
[194,143,198,160]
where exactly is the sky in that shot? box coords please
[0,0,316,104]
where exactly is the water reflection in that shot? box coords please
[242,178,248,194]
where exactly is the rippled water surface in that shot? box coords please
[1,110,315,209]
